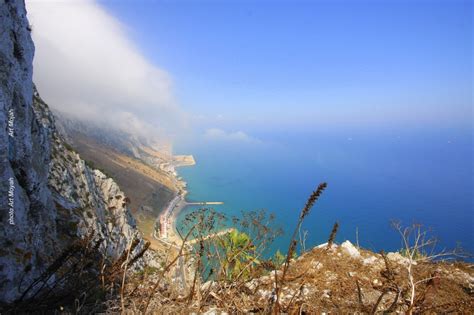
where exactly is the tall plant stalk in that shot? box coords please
[273,182,327,312]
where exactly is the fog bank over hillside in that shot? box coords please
[27,0,188,145]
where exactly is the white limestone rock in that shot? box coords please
[363,256,379,265]
[341,240,361,258]
[386,252,415,266]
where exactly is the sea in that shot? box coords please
[175,127,473,258]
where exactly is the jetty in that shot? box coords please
[187,201,224,205]
[187,228,235,245]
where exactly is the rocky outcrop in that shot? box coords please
[38,90,145,260]
[0,1,148,303]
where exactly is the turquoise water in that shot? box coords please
[175,128,473,257]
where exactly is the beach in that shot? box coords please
[154,155,195,245]
[166,195,187,244]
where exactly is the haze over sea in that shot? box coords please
[176,126,473,256]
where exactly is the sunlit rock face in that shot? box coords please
[0,0,55,303]
[38,90,143,262]
[0,1,146,302]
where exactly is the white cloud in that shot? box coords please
[26,0,187,143]
[204,128,260,143]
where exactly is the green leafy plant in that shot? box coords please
[221,230,258,280]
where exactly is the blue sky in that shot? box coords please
[99,0,472,134]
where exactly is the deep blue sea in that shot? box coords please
[175,127,473,257]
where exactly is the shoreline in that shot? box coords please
[161,155,193,244]
[159,155,224,245]
[166,193,188,244]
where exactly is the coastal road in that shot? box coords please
[165,195,182,218]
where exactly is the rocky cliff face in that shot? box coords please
[35,90,145,260]
[0,1,147,303]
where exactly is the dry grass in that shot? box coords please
[0,230,151,314]
[116,244,473,314]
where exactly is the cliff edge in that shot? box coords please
[0,1,148,303]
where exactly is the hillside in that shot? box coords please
[52,117,191,250]
[118,240,473,313]
[65,132,179,214]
